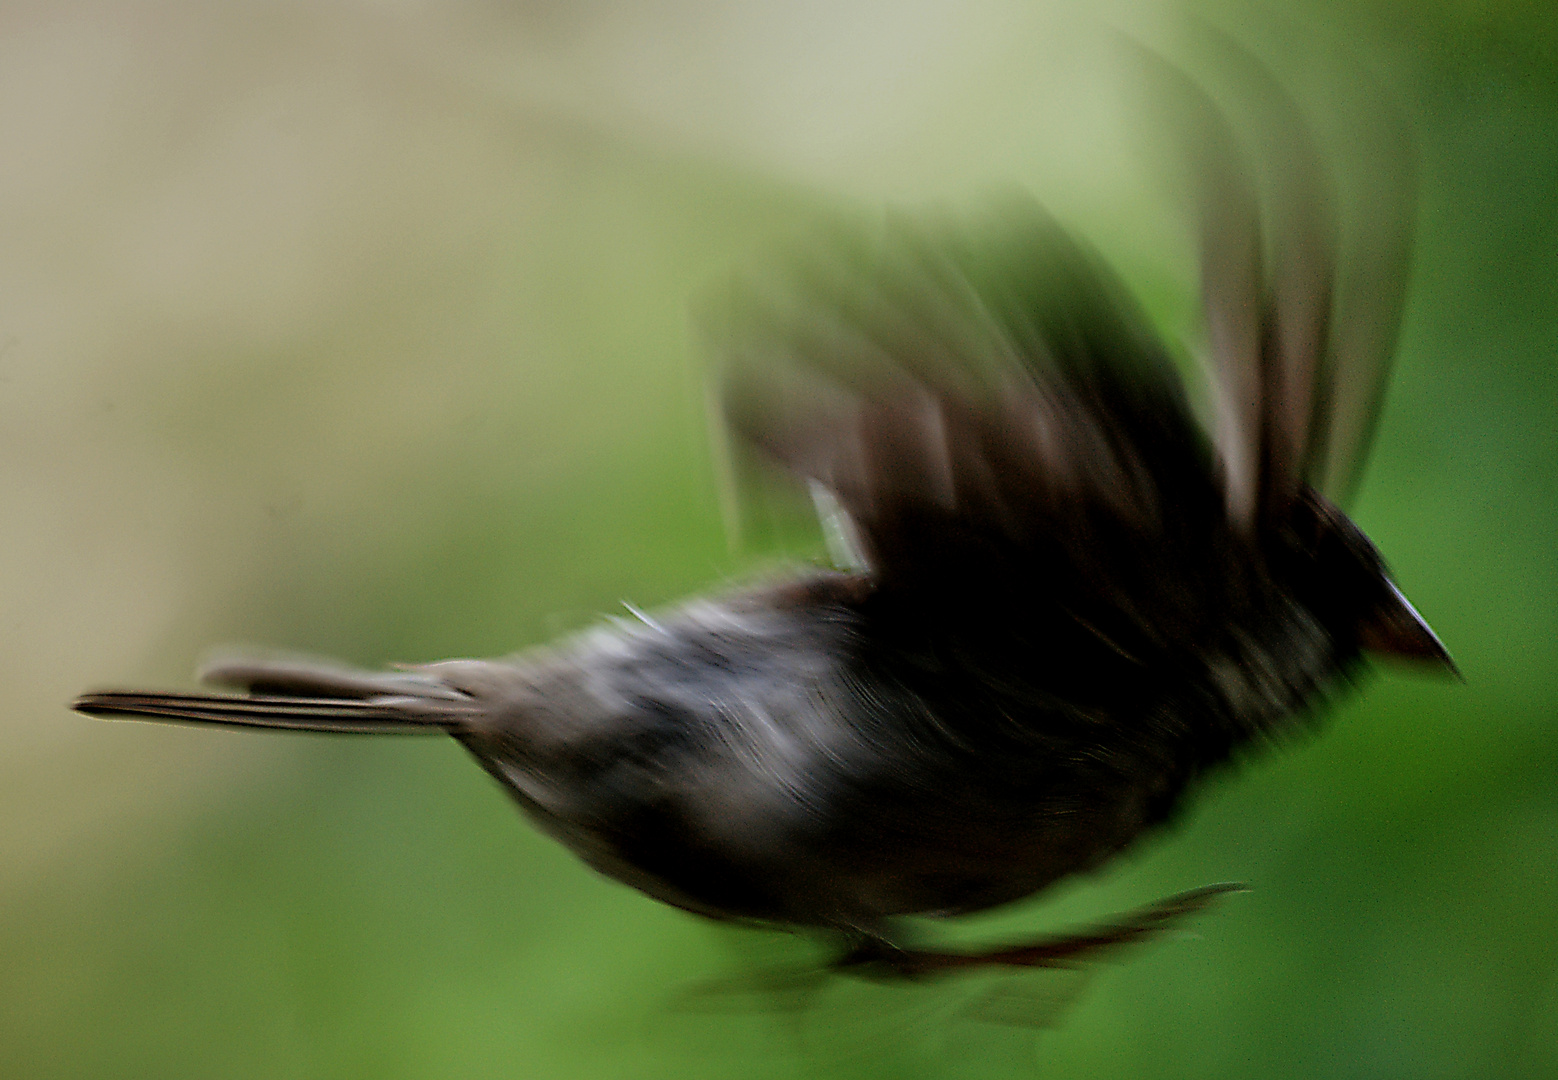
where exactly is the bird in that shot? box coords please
[73,40,1454,978]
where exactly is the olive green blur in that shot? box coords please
[2,1,1553,1077]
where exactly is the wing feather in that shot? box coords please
[1135,31,1416,515]
[712,202,1218,588]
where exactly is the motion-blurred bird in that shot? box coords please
[74,40,1453,976]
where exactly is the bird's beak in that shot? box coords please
[1359,579,1460,678]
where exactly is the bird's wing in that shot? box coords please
[710,199,1225,595]
[1136,33,1416,522]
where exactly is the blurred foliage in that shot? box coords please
[1,0,1554,1077]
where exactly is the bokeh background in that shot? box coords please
[2,1,1554,1077]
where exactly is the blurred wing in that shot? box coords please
[1133,45,1271,528]
[710,201,1218,588]
[1313,73,1417,503]
[1135,33,1416,519]
[1200,28,1339,514]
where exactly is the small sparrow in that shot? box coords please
[75,41,1452,976]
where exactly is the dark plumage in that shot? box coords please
[74,42,1452,975]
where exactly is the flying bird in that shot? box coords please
[74,40,1453,977]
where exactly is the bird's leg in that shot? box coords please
[830,883,1246,980]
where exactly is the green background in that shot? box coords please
[1,1,1553,1076]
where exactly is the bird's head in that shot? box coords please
[1272,489,1457,676]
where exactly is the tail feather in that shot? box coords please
[199,656,467,702]
[73,654,471,734]
[71,690,450,733]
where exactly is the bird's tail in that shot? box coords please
[72,653,473,734]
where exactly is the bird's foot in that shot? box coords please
[831,882,1247,980]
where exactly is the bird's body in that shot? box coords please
[453,544,1340,930]
[75,39,1453,973]
[80,482,1408,942]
